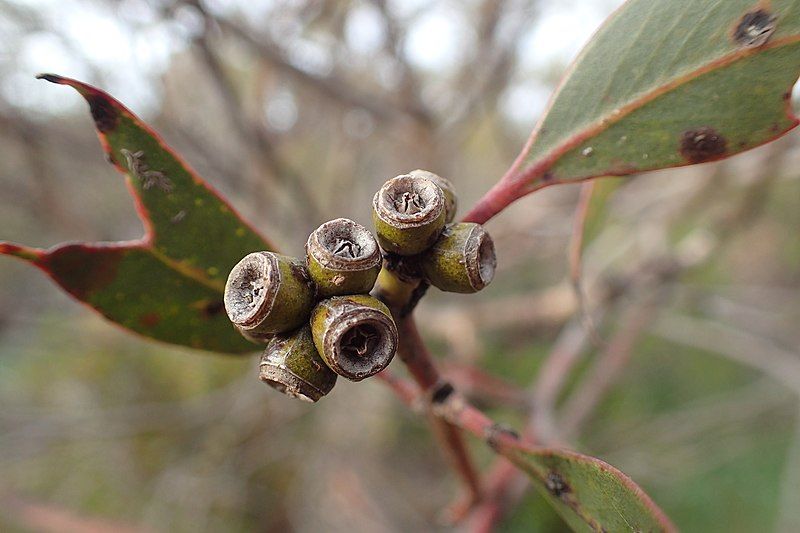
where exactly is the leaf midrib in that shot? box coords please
[518,33,800,188]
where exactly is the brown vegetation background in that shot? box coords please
[1,0,799,531]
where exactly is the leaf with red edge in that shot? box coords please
[0,74,276,354]
[502,446,676,532]
[465,0,800,224]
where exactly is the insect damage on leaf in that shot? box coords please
[120,149,174,192]
[680,127,727,163]
[546,471,571,498]
[733,9,778,49]
[0,74,276,353]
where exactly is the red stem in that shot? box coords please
[395,316,484,509]
[461,179,522,225]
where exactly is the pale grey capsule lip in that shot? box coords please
[259,362,322,403]
[373,174,445,228]
[409,169,457,223]
[224,252,279,328]
[465,225,496,291]
[323,305,397,381]
[306,218,381,271]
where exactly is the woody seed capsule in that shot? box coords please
[421,223,496,293]
[310,294,398,381]
[372,174,447,255]
[224,251,315,341]
[259,325,337,402]
[306,218,382,298]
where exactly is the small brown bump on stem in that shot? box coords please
[679,126,727,163]
[224,251,315,340]
[485,423,520,452]
[733,9,777,49]
[421,223,497,293]
[259,326,337,402]
[306,218,382,297]
[431,381,456,404]
[310,295,398,381]
[372,174,447,255]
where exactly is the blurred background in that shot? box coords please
[1,0,799,531]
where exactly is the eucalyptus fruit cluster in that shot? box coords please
[223,170,496,402]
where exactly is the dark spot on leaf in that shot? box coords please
[431,381,455,404]
[542,172,555,183]
[202,301,225,317]
[86,94,118,133]
[770,123,780,133]
[139,312,161,328]
[545,471,571,497]
[733,9,777,48]
[784,91,793,101]
[680,127,727,163]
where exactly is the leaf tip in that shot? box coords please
[0,242,44,262]
[35,73,65,84]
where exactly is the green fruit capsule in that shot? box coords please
[310,294,398,381]
[409,169,457,223]
[421,223,496,293]
[259,326,337,402]
[372,174,446,255]
[224,251,315,341]
[305,218,382,298]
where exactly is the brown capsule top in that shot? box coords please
[409,169,457,223]
[310,294,398,381]
[372,174,447,255]
[224,251,315,339]
[306,218,382,297]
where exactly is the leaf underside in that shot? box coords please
[504,447,676,532]
[0,75,276,354]
[516,0,800,190]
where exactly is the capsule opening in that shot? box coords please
[339,323,381,359]
[315,218,378,263]
[477,233,497,287]
[328,311,397,381]
[225,253,275,326]
[378,175,442,223]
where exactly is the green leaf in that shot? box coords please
[524,0,800,186]
[503,447,675,532]
[0,75,276,354]
[465,0,800,223]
